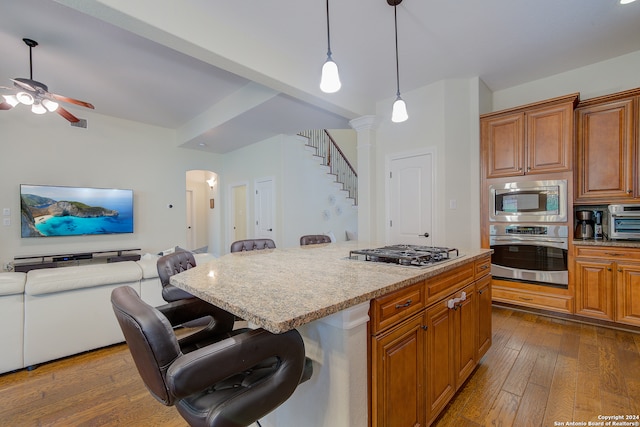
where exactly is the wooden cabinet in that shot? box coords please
[476,274,492,359]
[371,313,426,427]
[481,94,577,179]
[574,258,615,320]
[369,255,492,427]
[574,245,640,327]
[575,93,637,203]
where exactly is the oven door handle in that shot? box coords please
[490,236,568,250]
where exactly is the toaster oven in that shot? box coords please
[608,204,640,240]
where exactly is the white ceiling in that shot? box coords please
[1,0,640,153]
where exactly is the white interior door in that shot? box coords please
[254,178,275,240]
[388,151,434,246]
[232,184,247,242]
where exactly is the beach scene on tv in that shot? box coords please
[20,185,134,238]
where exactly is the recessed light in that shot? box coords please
[620,0,636,4]
[198,142,207,147]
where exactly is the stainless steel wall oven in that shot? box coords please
[489,224,569,288]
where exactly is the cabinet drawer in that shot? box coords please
[370,281,425,334]
[426,263,474,304]
[492,285,574,313]
[575,246,640,261]
[474,255,491,279]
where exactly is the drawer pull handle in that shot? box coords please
[618,268,622,272]
[519,297,533,301]
[605,253,624,257]
[480,265,489,270]
[395,299,412,309]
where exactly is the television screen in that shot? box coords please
[20,184,134,238]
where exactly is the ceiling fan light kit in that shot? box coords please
[0,37,94,124]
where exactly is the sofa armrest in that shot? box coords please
[0,272,27,295]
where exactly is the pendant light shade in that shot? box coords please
[392,95,408,123]
[320,0,341,93]
[389,0,408,123]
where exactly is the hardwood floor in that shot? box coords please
[0,306,638,426]
[434,306,640,427]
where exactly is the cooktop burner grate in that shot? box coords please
[349,245,460,267]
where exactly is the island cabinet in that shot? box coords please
[480,93,578,179]
[574,246,640,327]
[574,89,639,203]
[369,254,492,427]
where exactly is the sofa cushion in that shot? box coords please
[0,272,27,296]
[25,261,142,296]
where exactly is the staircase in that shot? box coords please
[298,129,358,206]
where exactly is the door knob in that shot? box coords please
[418,232,430,238]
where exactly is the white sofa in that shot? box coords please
[0,252,215,374]
[0,272,27,374]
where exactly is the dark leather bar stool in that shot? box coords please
[230,239,276,252]
[111,286,312,427]
[299,234,331,245]
[157,249,235,332]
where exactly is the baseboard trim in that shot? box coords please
[492,301,640,334]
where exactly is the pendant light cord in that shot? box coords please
[326,0,332,56]
[394,4,401,97]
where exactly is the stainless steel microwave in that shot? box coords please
[489,180,568,222]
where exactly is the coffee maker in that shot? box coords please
[575,210,594,239]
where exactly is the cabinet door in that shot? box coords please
[481,112,525,178]
[425,301,455,423]
[526,102,573,174]
[371,314,426,427]
[575,98,635,202]
[454,284,477,387]
[615,262,640,327]
[476,275,492,360]
[574,258,615,320]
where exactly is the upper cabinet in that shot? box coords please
[575,89,639,204]
[481,94,578,179]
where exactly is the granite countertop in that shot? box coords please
[572,238,640,248]
[170,241,492,334]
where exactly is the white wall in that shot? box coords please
[373,78,482,250]
[219,134,357,252]
[0,109,223,268]
[491,50,640,111]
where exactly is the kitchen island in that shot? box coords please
[171,241,492,427]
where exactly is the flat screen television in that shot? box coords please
[20,184,134,238]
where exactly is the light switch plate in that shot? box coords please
[3,218,10,226]
[2,208,9,216]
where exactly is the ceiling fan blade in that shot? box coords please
[56,106,80,123]
[0,101,13,110]
[50,93,94,109]
[11,78,36,92]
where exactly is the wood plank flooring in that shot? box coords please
[434,306,640,427]
[0,306,638,426]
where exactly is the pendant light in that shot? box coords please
[320,0,341,93]
[389,0,408,123]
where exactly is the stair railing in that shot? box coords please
[298,129,357,205]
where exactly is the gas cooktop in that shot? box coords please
[349,245,461,268]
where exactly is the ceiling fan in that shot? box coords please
[0,38,94,123]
